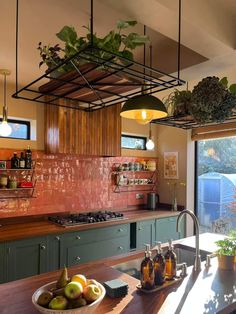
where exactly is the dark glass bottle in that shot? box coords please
[25,145,32,169]
[140,244,155,290]
[11,152,19,169]
[153,242,166,285]
[19,152,25,169]
[164,239,177,280]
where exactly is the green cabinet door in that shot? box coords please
[6,236,48,282]
[155,216,185,244]
[136,219,155,250]
[0,242,6,283]
[47,234,61,271]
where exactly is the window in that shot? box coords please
[121,134,147,150]
[0,119,30,140]
[196,136,236,235]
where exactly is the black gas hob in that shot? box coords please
[48,211,125,227]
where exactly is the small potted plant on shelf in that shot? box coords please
[163,89,192,116]
[215,231,236,270]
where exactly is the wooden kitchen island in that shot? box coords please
[0,234,235,314]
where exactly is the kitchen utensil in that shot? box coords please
[147,192,160,210]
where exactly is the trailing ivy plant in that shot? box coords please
[38,20,149,74]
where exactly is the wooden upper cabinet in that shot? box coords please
[44,98,121,156]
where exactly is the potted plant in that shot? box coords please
[163,89,192,116]
[37,20,149,76]
[215,231,236,270]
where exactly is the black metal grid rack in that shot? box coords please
[152,111,236,129]
[12,46,185,112]
[12,0,186,112]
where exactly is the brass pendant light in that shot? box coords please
[120,27,167,125]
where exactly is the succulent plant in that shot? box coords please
[164,89,192,116]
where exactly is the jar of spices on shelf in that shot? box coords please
[0,173,8,188]
[147,160,156,171]
[8,176,18,189]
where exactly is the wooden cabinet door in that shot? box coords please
[45,98,121,156]
[6,237,48,282]
[155,216,185,243]
[136,219,155,249]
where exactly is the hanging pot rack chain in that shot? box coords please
[12,0,185,112]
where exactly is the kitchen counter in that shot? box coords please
[0,209,179,242]
[0,233,235,314]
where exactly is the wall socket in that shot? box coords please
[136,193,144,200]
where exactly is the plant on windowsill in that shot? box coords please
[215,230,236,270]
[37,20,149,76]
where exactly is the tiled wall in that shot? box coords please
[0,150,158,218]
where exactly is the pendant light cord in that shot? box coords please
[90,0,94,47]
[16,0,19,94]
[177,0,182,82]
[143,25,146,84]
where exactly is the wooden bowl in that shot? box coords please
[32,281,106,314]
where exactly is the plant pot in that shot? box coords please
[217,254,235,270]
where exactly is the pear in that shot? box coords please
[37,291,53,307]
[56,266,69,289]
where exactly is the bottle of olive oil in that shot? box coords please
[164,239,177,280]
[140,244,155,290]
[153,242,166,285]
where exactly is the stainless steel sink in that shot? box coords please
[112,244,210,280]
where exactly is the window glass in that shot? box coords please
[0,119,30,140]
[121,134,146,150]
[196,137,236,234]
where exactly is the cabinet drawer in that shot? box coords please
[62,223,129,246]
[65,236,129,267]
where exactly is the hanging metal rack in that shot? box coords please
[12,0,185,112]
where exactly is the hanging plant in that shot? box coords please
[37,20,149,74]
[163,89,192,116]
[190,76,236,123]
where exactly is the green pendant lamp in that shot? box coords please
[120,29,167,125]
[120,94,167,125]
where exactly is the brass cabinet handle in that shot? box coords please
[40,245,46,250]
[118,246,123,250]
[76,236,81,240]
[75,256,81,261]
[118,228,123,232]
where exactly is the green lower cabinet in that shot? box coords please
[155,216,185,244]
[0,242,6,283]
[60,224,130,268]
[136,219,155,249]
[47,234,61,272]
[6,236,48,282]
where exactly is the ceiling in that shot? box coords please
[0,0,236,89]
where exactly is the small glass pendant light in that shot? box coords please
[146,123,155,150]
[0,69,12,137]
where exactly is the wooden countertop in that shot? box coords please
[0,233,235,314]
[0,209,179,242]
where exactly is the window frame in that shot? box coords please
[121,133,147,151]
[0,118,31,140]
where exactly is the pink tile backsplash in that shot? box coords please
[0,149,157,218]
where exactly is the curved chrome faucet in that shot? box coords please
[176,209,201,272]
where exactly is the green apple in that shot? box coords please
[49,296,68,310]
[64,281,83,300]
[83,284,101,302]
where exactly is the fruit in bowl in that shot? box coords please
[32,267,106,313]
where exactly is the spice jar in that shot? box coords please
[8,176,18,189]
[0,174,8,188]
